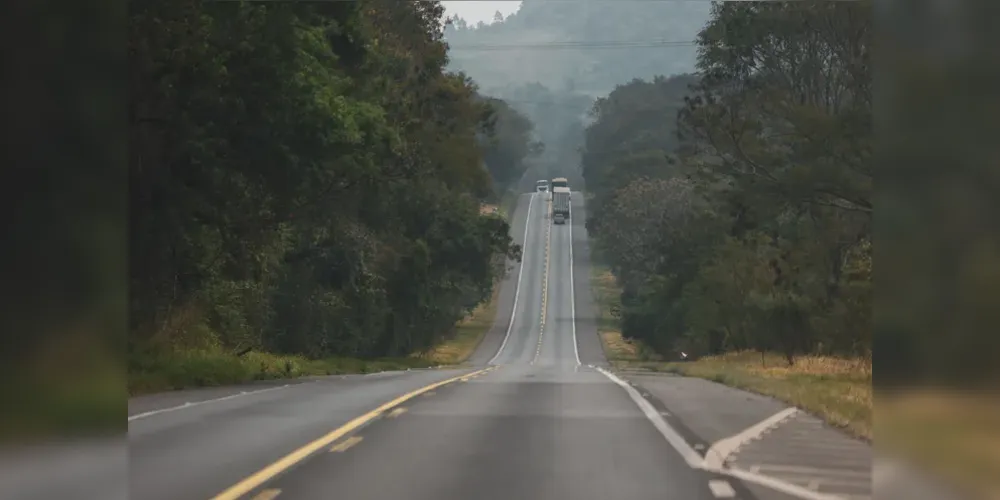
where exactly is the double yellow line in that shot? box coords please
[211,366,497,500]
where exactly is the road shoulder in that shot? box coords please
[127,367,454,418]
[616,371,873,500]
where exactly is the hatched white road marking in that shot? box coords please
[704,407,799,469]
[597,367,841,500]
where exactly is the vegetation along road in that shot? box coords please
[123,193,870,500]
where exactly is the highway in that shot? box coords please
[86,192,885,500]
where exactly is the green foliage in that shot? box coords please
[582,74,700,226]
[128,0,526,384]
[128,348,435,395]
[478,96,541,192]
[582,2,872,364]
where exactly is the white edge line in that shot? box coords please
[597,366,841,500]
[703,407,799,469]
[594,366,703,466]
[127,384,289,422]
[488,192,534,365]
[568,191,580,366]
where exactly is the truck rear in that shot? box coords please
[551,187,570,223]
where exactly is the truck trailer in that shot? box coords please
[551,177,570,199]
[552,187,570,224]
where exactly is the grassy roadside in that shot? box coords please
[128,350,436,396]
[661,352,872,440]
[588,263,873,440]
[129,281,505,397]
[12,306,495,440]
[589,265,659,367]
[8,194,519,441]
[590,262,1000,497]
[129,195,517,396]
[417,283,502,365]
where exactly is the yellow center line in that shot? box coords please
[533,198,553,364]
[329,436,363,453]
[386,407,408,418]
[210,366,493,500]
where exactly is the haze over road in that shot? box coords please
[116,192,880,500]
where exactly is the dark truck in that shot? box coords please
[552,187,570,224]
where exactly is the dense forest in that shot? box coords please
[583,3,872,365]
[128,0,535,386]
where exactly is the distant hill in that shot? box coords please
[443,0,711,186]
[443,0,711,95]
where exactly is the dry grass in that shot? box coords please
[419,285,501,365]
[129,350,434,396]
[588,265,872,439]
[589,266,650,366]
[879,390,1000,499]
[587,267,994,497]
[602,330,641,360]
[663,351,872,439]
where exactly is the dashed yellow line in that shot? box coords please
[386,407,408,418]
[533,197,553,364]
[210,366,495,500]
[329,436,363,453]
[251,489,282,500]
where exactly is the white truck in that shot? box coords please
[536,180,549,192]
[551,177,570,199]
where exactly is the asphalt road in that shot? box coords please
[197,192,725,500]
[4,192,898,500]
[121,191,730,500]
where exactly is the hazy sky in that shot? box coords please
[441,1,523,25]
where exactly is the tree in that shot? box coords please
[581,74,698,235]
[478,97,540,193]
[127,0,526,370]
[677,1,872,362]
[582,2,872,363]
